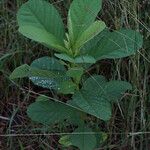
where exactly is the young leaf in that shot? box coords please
[27,95,81,125]
[68,0,102,43]
[55,53,75,63]
[69,127,97,150]
[75,55,96,64]
[17,0,66,52]
[67,67,84,79]
[55,53,96,64]
[59,135,72,147]
[82,29,143,59]
[67,67,84,83]
[74,21,106,50]
[95,131,108,146]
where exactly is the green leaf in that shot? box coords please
[75,55,96,64]
[19,26,67,52]
[29,57,70,91]
[59,136,72,147]
[55,53,96,64]
[68,0,102,43]
[54,53,75,63]
[72,75,111,121]
[27,95,81,125]
[82,29,143,59]
[95,131,108,147]
[71,75,132,120]
[59,128,107,149]
[9,63,65,81]
[36,95,49,102]
[67,67,84,83]
[30,57,65,72]
[72,91,112,121]
[67,67,84,79]
[83,76,132,102]
[81,29,105,54]
[103,80,132,102]
[66,101,85,126]
[70,127,97,150]
[57,81,76,94]
[83,75,107,91]
[17,0,66,52]
[74,21,106,50]
[10,57,75,94]
[9,64,30,79]
[10,56,77,94]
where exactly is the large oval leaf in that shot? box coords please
[9,57,76,94]
[27,96,81,125]
[68,0,102,43]
[17,0,66,51]
[29,57,68,90]
[19,26,67,52]
[81,29,143,59]
[9,61,66,81]
[72,76,111,121]
[72,91,112,121]
[71,75,132,120]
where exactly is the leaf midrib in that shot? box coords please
[27,2,52,36]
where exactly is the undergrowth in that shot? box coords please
[0,0,150,149]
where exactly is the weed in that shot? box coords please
[1,0,149,149]
[9,0,143,149]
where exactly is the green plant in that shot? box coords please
[9,0,143,149]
